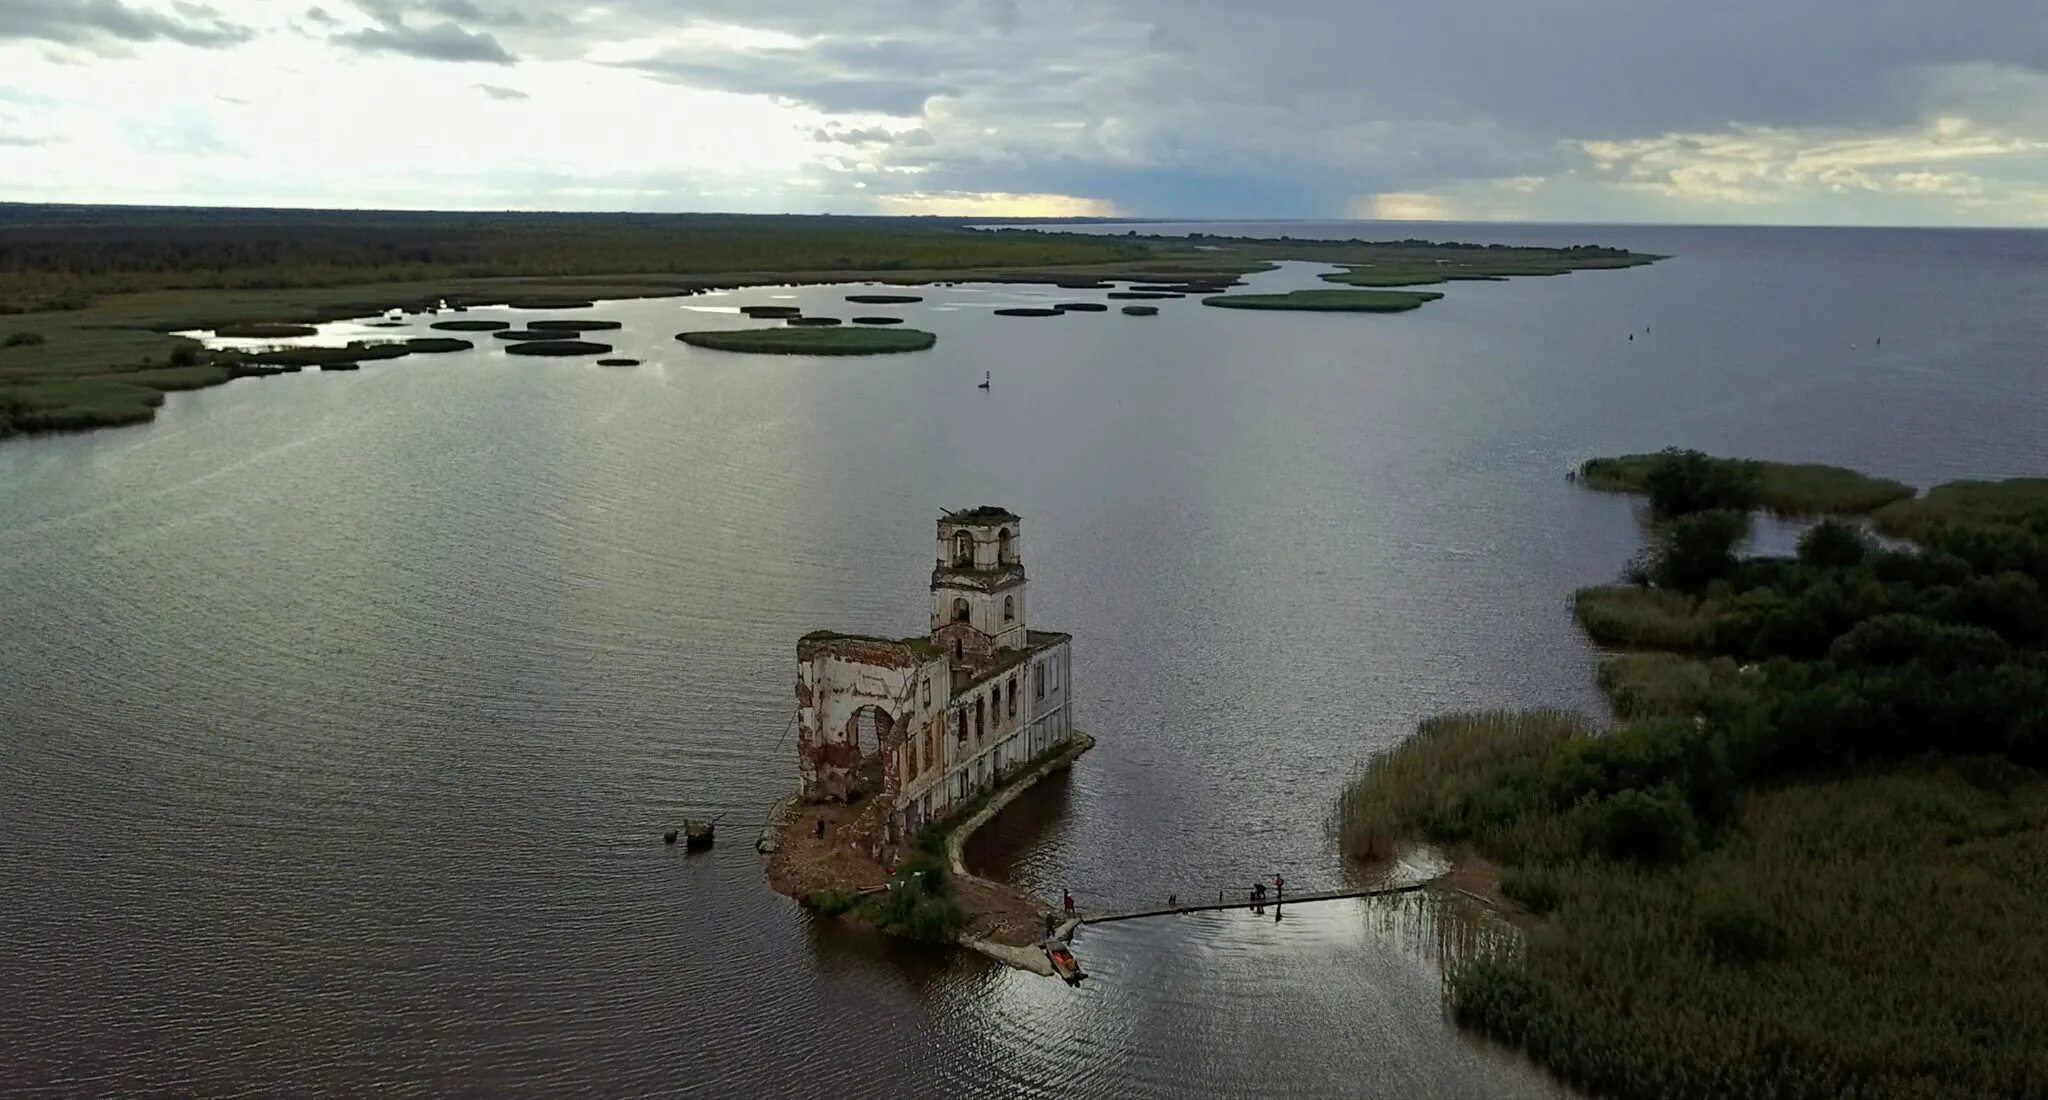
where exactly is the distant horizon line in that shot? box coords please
[0,198,2042,232]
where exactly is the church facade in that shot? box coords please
[794,507,1075,847]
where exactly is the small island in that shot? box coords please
[1578,449,1915,515]
[503,339,612,356]
[769,510,1088,970]
[1202,289,1443,312]
[675,327,937,355]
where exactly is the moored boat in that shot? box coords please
[1045,941,1085,986]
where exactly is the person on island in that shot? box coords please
[1062,889,1075,916]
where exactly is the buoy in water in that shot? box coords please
[663,829,679,845]
[976,370,990,390]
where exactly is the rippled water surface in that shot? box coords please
[4,223,2046,1096]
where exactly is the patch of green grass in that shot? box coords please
[1574,585,1715,650]
[503,339,612,357]
[1201,289,1444,312]
[1873,478,2048,543]
[212,323,317,338]
[0,377,163,436]
[1581,451,1914,516]
[676,327,936,355]
[1450,763,2048,1100]
[1338,710,1590,862]
[1596,653,1730,720]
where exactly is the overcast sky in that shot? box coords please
[4,0,2048,224]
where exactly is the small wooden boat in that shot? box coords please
[1045,942,1085,986]
[684,819,715,850]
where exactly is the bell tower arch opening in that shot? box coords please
[932,507,1029,657]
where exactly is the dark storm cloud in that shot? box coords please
[336,20,515,63]
[0,0,250,49]
[624,39,959,116]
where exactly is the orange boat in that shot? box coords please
[1044,942,1086,986]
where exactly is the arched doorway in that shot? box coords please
[953,530,973,566]
[846,705,894,758]
[997,527,1012,563]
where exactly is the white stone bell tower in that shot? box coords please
[930,506,1027,669]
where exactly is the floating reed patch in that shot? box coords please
[429,320,512,332]
[503,339,613,357]
[528,319,623,331]
[212,323,319,338]
[676,327,937,355]
[845,293,923,304]
[401,337,473,353]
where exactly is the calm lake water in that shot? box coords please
[4,223,2046,1097]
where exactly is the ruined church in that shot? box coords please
[795,507,1075,846]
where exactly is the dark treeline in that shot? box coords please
[0,205,1147,309]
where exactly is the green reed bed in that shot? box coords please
[1573,585,1715,651]
[1580,450,1914,517]
[1201,289,1443,312]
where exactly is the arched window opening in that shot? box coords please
[1002,595,1015,622]
[849,706,892,757]
[953,530,973,566]
[992,682,1001,719]
[1008,677,1018,717]
[953,638,963,662]
[997,527,1013,563]
[952,598,970,623]
[975,697,984,739]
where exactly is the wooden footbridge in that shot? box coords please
[1065,880,1432,931]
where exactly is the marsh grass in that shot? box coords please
[1452,764,2048,1100]
[1582,452,1914,516]
[1202,289,1443,312]
[1573,585,1714,650]
[1596,653,1731,719]
[502,339,611,357]
[1872,478,2048,542]
[676,327,937,355]
[1338,710,1589,862]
